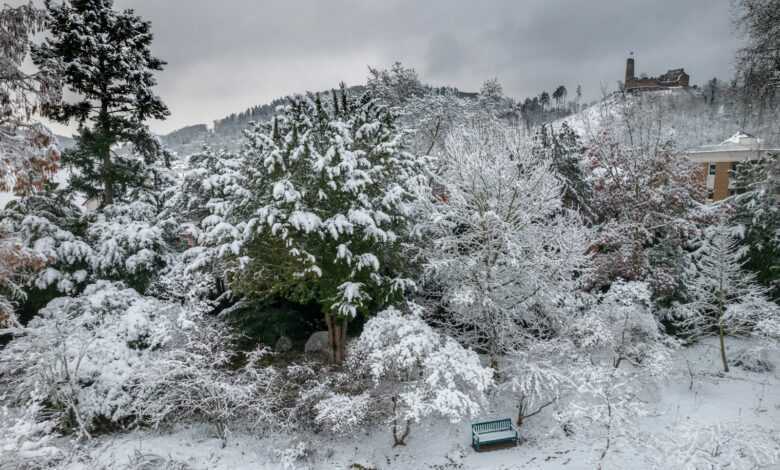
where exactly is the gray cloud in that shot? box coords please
[20,0,745,134]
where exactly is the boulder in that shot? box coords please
[275,335,293,353]
[305,331,330,355]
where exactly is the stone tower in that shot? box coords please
[625,54,635,84]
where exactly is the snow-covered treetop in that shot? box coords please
[223,86,424,319]
[416,119,591,357]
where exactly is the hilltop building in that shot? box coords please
[684,132,779,202]
[624,55,689,92]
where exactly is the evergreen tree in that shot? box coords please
[533,123,592,217]
[0,185,91,322]
[367,62,425,109]
[32,0,169,207]
[731,152,780,300]
[539,91,550,111]
[228,87,422,363]
[677,224,778,372]
[552,85,567,111]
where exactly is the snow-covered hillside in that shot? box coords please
[553,88,780,149]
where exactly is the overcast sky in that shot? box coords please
[32,0,745,134]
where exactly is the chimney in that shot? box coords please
[625,54,635,84]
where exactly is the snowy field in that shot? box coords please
[43,338,779,470]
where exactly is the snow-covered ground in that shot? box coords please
[48,338,779,470]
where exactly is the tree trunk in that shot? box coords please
[718,322,729,373]
[391,396,411,446]
[99,94,113,208]
[102,146,113,207]
[717,286,729,373]
[324,311,348,364]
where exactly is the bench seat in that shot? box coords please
[475,429,517,443]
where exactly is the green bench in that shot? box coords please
[471,418,519,451]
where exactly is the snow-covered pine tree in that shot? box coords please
[731,152,779,300]
[677,224,779,372]
[0,188,91,307]
[166,147,246,230]
[162,146,247,301]
[532,122,592,217]
[231,86,423,363]
[87,201,171,292]
[416,119,591,368]
[32,0,169,207]
[366,62,426,110]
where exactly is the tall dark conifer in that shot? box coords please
[32,0,169,207]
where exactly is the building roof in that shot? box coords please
[686,132,778,154]
[684,132,780,162]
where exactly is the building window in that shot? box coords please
[729,161,740,179]
[708,163,716,175]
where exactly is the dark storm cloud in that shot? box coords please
[35,0,745,133]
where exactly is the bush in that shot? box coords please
[0,281,177,438]
[129,323,283,441]
[732,347,774,373]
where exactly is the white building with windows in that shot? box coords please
[684,132,779,202]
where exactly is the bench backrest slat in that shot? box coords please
[472,418,512,434]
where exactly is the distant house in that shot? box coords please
[624,55,689,92]
[684,132,779,202]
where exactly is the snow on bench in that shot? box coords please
[471,418,519,451]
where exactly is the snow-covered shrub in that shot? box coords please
[129,320,281,441]
[500,341,572,429]
[553,360,650,464]
[0,229,46,328]
[350,307,493,446]
[88,202,170,291]
[644,421,780,470]
[264,361,374,434]
[120,450,191,470]
[548,282,673,463]
[313,392,372,434]
[732,346,775,373]
[275,440,312,470]
[0,281,177,438]
[756,315,780,339]
[146,253,219,311]
[0,392,63,469]
[571,281,672,372]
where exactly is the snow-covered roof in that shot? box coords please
[685,132,777,154]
